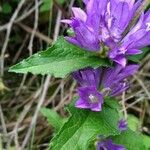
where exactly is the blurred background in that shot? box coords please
[0,0,150,149]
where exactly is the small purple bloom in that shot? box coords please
[73,64,138,111]
[76,86,103,111]
[102,64,139,96]
[73,67,103,111]
[97,139,125,150]
[118,119,127,131]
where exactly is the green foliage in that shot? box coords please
[127,115,150,149]
[40,0,66,12]
[50,100,120,150]
[143,135,150,149]
[104,97,120,110]
[128,47,150,62]
[9,37,110,78]
[127,114,140,131]
[40,0,53,12]
[41,108,65,131]
[2,2,12,14]
[112,129,146,150]
[57,0,66,5]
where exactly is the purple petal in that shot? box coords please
[113,55,127,67]
[116,65,139,81]
[86,0,95,14]
[113,2,129,30]
[118,119,128,131]
[65,37,81,47]
[124,0,135,9]
[72,7,87,22]
[83,0,89,4]
[75,86,104,112]
[72,19,100,51]
[135,32,150,48]
[75,98,89,109]
[144,10,150,26]
[97,139,125,150]
[86,12,101,34]
[126,49,142,55]
[109,48,118,58]
[124,13,144,38]
[72,67,101,87]
[110,82,129,96]
[102,64,139,96]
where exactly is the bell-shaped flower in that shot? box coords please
[61,1,102,51]
[73,64,139,111]
[62,0,149,67]
[118,119,128,131]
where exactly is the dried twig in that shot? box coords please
[21,76,51,149]
[0,0,26,76]
[6,88,42,149]
[28,0,39,56]
[121,89,127,119]
[17,23,52,44]
[53,10,62,41]
[0,105,7,134]
[134,75,150,99]
[15,0,43,23]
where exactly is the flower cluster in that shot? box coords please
[62,0,150,66]
[62,0,149,149]
[73,65,138,111]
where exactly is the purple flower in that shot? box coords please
[76,86,103,111]
[97,139,125,150]
[102,64,139,96]
[73,64,138,111]
[73,67,103,111]
[62,0,150,66]
[118,119,127,131]
[61,5,101,51]
[108,10,150,66]
[99,0,138,46]
[72,67,101,87]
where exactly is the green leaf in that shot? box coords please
[40,0,66,12]
[40,0,53,12]
[2,2,12,14]
[128,47,150,62]
[143,135,150,149]
[127,114,140,131]
[57,0,66,5]
[9,37,110,78]
[112,129,146,150]
[104,97,120,110]
[50,101,120,150]
[41,108,65,131]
